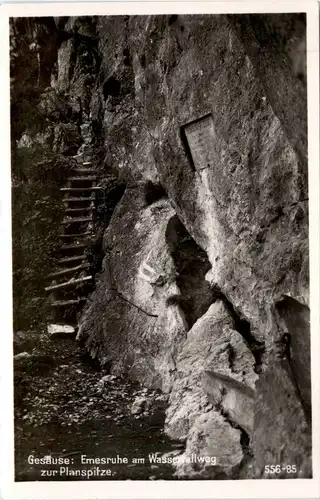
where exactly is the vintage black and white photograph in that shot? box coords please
[4,3,318,491]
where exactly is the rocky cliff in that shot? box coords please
[11,13,310,479]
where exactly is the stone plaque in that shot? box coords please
[183,114,216,171]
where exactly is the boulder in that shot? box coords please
[165,301,257,477]
[14,352,31,361]
[202,370,255,437]
[131,395,147,415]
[174,410,243,479]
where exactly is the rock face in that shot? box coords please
[12,13,310,478]
[78,189,189,392]
[164,301,257,477]
[275,295,311,422]
[252,359,311,478]
[203,371,256,437]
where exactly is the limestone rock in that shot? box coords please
[87,15,309,476]
[54,39,73,92]
[174,411,243,479]
[161,449,182,461]
[202,370,255,436]
[90,14,308,357]
[252,359,312,478]
[165,301,257,477]
[98,375,117,385]
[131,395,147,415]
[78,189,187,390]
[14,352,32,361]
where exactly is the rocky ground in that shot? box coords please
[14,330,182,481]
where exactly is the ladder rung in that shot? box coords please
[51,298,86,307]
[63,197,95,202]
[65,207,92,214]
[60,187,103,192]
[61,242,88,250]
[66,176,97,181]
[45,276,92,292]
[72,152,94,159]
[59,232,91,239]
[62,217,92,225]
[73,168,96,174]
[48,263,90,278]
[57,254,86,265]
[72,155,95,162]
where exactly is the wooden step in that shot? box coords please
[63,197,95,203]
[61,242,88,250]
[59,232,91,239]
[72,152,94,160]
[51,298,86,307]
[65,207,92,214]
[57,254,86,265]
[72,157,93,164]
[66,176,97,182]
[45,276,92,292]
[61,217,92,225]
[60,187,103,192]
[72,168,97,174]
[48,263,90,278]
[47,323,76,335]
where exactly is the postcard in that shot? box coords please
[0,1,319,499]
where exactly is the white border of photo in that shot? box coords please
[0,1,319,499]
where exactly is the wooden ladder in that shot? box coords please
[45,148,104,331]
